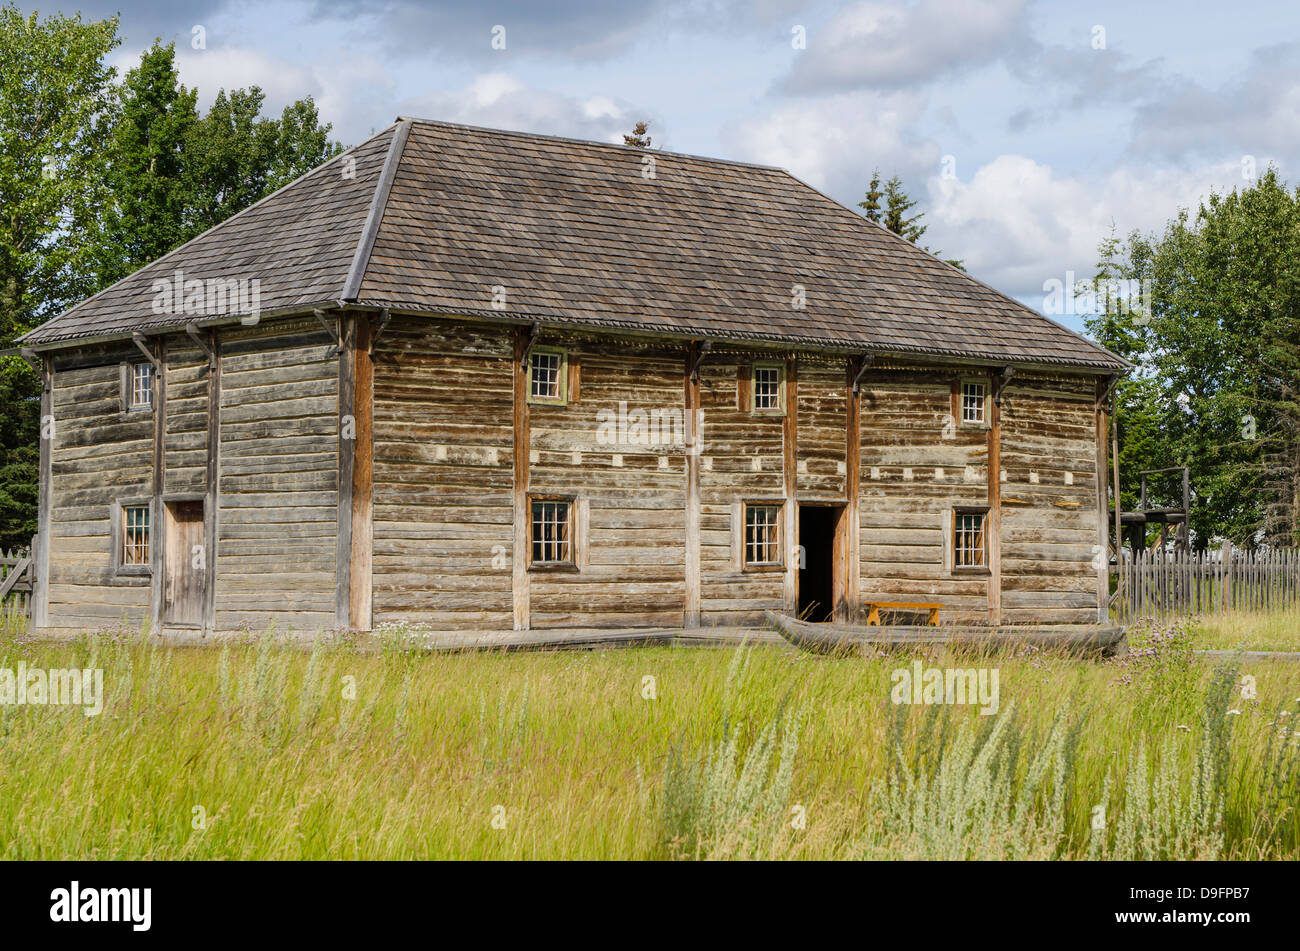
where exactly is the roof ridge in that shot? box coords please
[18,121,400,344]
[396,115,788,175]
[341,119,412,302]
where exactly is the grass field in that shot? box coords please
[0,616,1297,860]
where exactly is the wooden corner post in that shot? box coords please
[844,357,862,622]
[987,368,1005,625]
[1096,377,1112,623]
[204,330,221,633]
[150,338,167,633]
[684,342,702,627]
[34,354,52,630]
[783,357,799,613]
[512,327,532,631]
[336,314,356,631]
[351,316,374,630]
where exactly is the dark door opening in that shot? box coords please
[798,504,843,623]
[164,499,205,627]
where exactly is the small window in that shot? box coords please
[530,498,573,566]
[122,504,151,567]
[528,348,567,404]
[953,509,987,569]
[752,364,784,413]
[131,362,153,408]
[744,503,783,566]
[960,380,986,425]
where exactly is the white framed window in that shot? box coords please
[122,504,151,567]
[744,502,783,567]
[752,364,784,413]
[530,497,574,566]
[528,348,567,405]
[960,379,986,425]
[953,508,988,570]
[131,362,153,408]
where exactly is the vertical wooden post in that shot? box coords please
[684,342,702,627]
[986,375,1002,625]
[150,338,167,632]
[1112,388,1122,572]
[1096,378,1111,623]
[34,354,52,630]
[204,330,221,633]
[351,317,374,631]
[783,356,798,613]
[335,314,356,631]
[1221,538,1233,613]
[512,328,531,631]
[844,358,862,622]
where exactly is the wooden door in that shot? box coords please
[164,500,205,626]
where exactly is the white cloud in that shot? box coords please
[109,43,398,146]
[924,154,1262,304]
[779,0,1033,94]
[725,89,938,194]
[399,73,643,143]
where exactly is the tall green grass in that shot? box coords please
[0,621,1296,859]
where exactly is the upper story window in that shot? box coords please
[528,348,567,405]
[752,363,784,413]
[960,380,986,425]
[131,362,154,409]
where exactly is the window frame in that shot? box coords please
[959,377,989,428]
[113,498,153,577]
[750,362,786,415]
[528,495,577,570]
[527,347,568,406]
[951,506,990,573]
[742,500,785,570]
[130,361,154,410]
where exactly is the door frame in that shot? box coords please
[161,493,206,628]
[796,501,850,622]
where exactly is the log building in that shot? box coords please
[17,118,1127,638]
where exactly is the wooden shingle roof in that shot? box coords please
[21,117,1125,371]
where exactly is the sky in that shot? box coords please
[65,0,1299,332]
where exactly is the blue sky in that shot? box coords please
[71,0,1299,332]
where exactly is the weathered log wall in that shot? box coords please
[697,354,786,625]
[214,321,339,630]
[370,316,514,630]
[999,375,1100,624]
[47,345,153,629]
[857,367,990,621]
[37,316,1108,635]
[527,336,687,628]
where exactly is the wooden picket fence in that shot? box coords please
[1112,544,1300,621]
[0,540,34,631]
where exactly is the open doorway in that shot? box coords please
[798,504,845,622]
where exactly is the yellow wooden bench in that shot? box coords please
[865,601,941,626]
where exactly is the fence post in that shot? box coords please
[1220,539,1233,614]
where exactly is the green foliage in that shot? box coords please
[870,702,1075,859]
[0,635,1297,859]
[858,169,884,222]
[0,21,344,548]
[655,705,801,859]
[858,169,964,269]
[1086,170,1300,546]
[98,41,198,284]
[0,5,120,548]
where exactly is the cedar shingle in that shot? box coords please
[20,118,1126,371]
